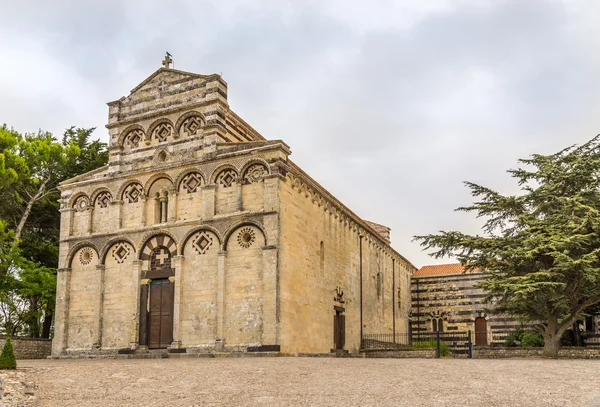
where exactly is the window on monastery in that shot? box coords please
[432,318,444,332]
[377,272,382,298]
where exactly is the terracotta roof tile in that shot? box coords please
[414,263,465,277]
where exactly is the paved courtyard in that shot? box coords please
[16,357,600,406]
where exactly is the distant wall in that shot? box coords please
[473,346,600,359]
[362,349,436,358]
[0,337,52,360]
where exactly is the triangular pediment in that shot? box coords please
[130,67,214,95]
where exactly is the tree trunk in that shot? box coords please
[543,335,561,358]
[14,177,49,242]
[573,321,582,347]
[41,312,53,339]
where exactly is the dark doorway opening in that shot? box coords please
[148,279,173,349]
[474,317,487,346]
[333,308,345,350]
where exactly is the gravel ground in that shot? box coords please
[16,357,600,407]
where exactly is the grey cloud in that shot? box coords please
[2,0,600,266]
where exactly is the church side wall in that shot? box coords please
[278,178,412,354]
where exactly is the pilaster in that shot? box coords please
[95,264,106,348]
[51,267,72,357]
[171,255,184,348]
[129,260,143,349]
[262,245,278,345]
[216,250,226,344]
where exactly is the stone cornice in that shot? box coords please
[59,141,290,190]
[59,210,278,245]
[105,99,228,130]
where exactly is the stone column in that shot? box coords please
[215,250,226,350]
[201,184,217,220]
[262,245,278,346]
[52,267,72,357]
[94,264,106,348]
[87,207,94,235]
[160,195,168,223]
[129,260,144,349]
[171,255,184,349]
[140,196,147,226]
[236,182,243,212]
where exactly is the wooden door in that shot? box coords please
[148,279,173,349]
[474,317,487,346]
[333,311,345,350]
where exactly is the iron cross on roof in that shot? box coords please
[162,52,173,68]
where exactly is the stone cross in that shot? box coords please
[155,249,169,265]
[162,52,173,68]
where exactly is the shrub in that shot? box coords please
[0,338,17,369]
[504,327,525,347]
[521,331,544,348]
[560,330,576,347]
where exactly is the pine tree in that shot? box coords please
[0,338,17,369]
[416,135,600,358]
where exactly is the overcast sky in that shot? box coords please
[2,0,600,268]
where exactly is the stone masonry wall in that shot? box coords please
[0,337,51,360]
[278,172,414,354]
[411,273,524,344]
[473,346,600,359]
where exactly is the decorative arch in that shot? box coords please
[174,110,206,138]
[66,241,99,268]
[120,181,144,203]
[143,173,175,195]
[90,187,113,208]
[240,160,270,184]
[178,171,205,193]
[68,192,90,210]
[117,124,146,149]
[147,118,175,143]
[99,237,137,265]
[211,165,239,187]
[180,226,222,255]
[138,232,178,260]
[223,221,267,250]
[175,168,207,192]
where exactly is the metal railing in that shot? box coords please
[362,331,473,358]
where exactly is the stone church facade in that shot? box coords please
[52,60,415,357]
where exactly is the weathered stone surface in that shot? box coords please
[53,63,415,358]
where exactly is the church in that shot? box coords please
[51,56,415,357]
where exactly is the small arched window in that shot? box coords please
[319,241,324,276]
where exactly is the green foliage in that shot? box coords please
[415,135,600,357]
[0,124,107,337]
[521,331,545,348]
[0,338,17,369]
[504,327,525,347]
[409,338,450,356]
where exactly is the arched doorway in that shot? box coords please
[138,235,177,349]
[474,317,487,346]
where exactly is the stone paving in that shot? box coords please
[14,357,600,406]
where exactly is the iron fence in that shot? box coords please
[362,331,473,358]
